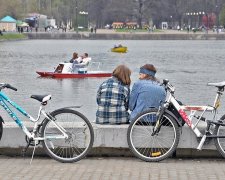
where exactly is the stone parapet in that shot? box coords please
[0,122,221,158]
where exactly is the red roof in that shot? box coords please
[112,22,124,25]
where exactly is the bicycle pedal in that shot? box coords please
[21,149,26,157]
[21,147,29,158]
[21,140,32,158]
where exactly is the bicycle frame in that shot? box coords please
[166,86,223,138]
[0,91,68,140]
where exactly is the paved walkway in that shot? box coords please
[85,29,221,35]
[0,156,225,180]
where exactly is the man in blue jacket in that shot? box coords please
[129,64,166,121]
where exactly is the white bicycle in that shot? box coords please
[0,83,94,163]
[128,79,225,162]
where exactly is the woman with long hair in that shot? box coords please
[96,65,131,124]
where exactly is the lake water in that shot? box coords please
[0,40,225,121]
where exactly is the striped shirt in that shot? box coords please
[96,77,130,124]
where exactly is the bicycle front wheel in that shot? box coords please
[41,108,94,163]
[214,114,225,158]
[127,109,180,162]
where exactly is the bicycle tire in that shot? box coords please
[127,108,180,162]
[41,108,94,163]
[214,114,225,158]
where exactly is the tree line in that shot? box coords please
[1,0,225,28]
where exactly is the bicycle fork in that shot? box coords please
[152,106,165,136]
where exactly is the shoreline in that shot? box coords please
[1,29,225,41]
[0,37,28,42]
[0,33,28,42]
[25,31,225,40]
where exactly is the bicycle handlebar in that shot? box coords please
[5,84,17,91]
[162,79,175,94]
[0,83,17,91]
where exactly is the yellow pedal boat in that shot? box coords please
[111,46,127,53]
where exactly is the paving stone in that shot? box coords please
[0,157,225,179]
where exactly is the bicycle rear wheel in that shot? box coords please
[127,109,180,162]
[41,108,94,163]
[214,114,225,158]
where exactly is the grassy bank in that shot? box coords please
[0,33,27,41]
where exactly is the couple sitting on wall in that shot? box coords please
[96,64,166,124]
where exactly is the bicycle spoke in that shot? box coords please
[128,109,179,162]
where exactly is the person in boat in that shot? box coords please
[77,53,91,66]
[69,52,79,63]
[72,53,91,72]
[129,64,166,122]
[113,44,123,48]
[78,53,87,62]
[70,52,82,72]
[96,65,131,124]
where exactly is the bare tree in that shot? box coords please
[103,0,134,24]
[0,0,23,19]
[88,0,107,27]
[1,0,225,29]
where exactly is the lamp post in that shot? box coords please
[198,12,202,27]
[170,16,173,29]
[79,11,88,30]
[204,0,209,34]
[205,12,209,34]
[215,4,219,33]
[193,12,196,28]
[196,12,199,28]
[186,13,189,29]
[75,0,78,33]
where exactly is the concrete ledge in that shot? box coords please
[0,122,221,157]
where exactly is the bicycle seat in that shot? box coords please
[207,81,225,88]
[30,94,51,102]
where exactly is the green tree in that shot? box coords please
[219,4,225,26]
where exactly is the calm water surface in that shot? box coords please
[0,40,225,121]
